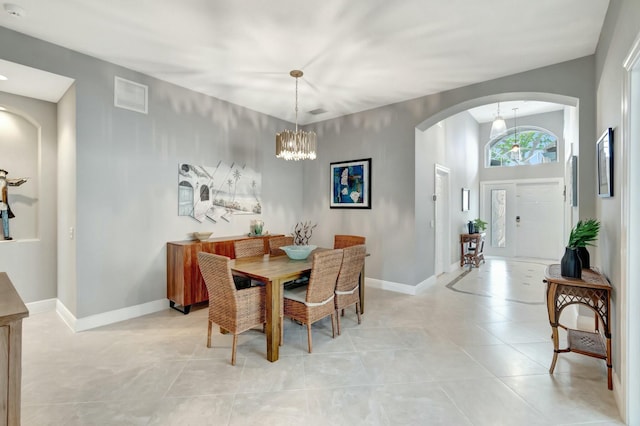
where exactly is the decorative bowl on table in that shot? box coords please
[280,245,317,260]
[192,231,213,241]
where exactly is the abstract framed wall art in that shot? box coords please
[596,128,613,198]
[330,158,371,209]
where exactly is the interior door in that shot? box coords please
[434,165,450,275]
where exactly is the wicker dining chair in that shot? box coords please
[283,249,344,353]
[334,234,366,249]
[334,244,366,335]
[232,238,265,289]
[234,237,285,344]
[197,252,265,366]
[268,235,294,256]
[234,238,265,258]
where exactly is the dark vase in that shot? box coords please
[577,246,590,269]
[468,221,475,234]
[560,247,582,279]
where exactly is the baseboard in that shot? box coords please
[448,261,460,273]
[56,298,168,332]
[613,369,624,422]
[366,275,436,295]
[25,298,57,314]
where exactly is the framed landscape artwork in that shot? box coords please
[330,158,371,209]
[597,128,613,198]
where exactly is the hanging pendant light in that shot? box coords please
[275,70,317,161]
[489,102,507,139]
[510,107,521,161]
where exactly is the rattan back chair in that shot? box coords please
[197,252,266,365]
[334,234,366,249]
[268,235,294,256]
[283,249,343,353]
[234,238,265,258]
[334,244,366,335]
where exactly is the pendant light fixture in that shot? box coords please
[510,107,521,161]
[489,102,507,139]
[275,70,317,161]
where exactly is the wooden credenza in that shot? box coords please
[0,272,29,426]
[166,234,278,314]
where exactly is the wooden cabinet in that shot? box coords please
[166,235,277,314]
[0,272,29,426]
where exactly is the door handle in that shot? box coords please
[516,216,521,223]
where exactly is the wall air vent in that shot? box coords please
[114,76,148,114]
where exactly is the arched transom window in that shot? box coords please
[486,126,558,167]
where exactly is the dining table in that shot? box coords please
[230,253,314,361]
[230,249,367,362]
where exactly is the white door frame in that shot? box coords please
[434,164,450,275]
[619,32,640,425]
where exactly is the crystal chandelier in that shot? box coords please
[510,107,521,161]
[275,70,317,161]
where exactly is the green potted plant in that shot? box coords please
[562,219,601,278]
[472,218,488,233]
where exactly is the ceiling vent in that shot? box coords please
[114,76,148,114]
[4,3,26,18]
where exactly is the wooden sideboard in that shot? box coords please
[0,272,29,426]
[166,234,278,314]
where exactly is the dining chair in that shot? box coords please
[234,237,284,344]
[232,238,265,289]
[197,252,265,366]
[268,235,294,256]
[283,248,344,353]
[334,244,366,335]
[234,238,265,258]
[333,234,366,249]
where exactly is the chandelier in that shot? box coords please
[275,70,317,161]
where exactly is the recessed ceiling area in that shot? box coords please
[0,1,609,123]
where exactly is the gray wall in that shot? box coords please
[0,26,304,317]
[594,0,640,395]
[304,57,596,286]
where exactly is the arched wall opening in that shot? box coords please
[414,92,581,280]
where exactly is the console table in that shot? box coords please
[543,264,612,390]
[0,272,29,426]
[166,234,278,314]
[459,233,485,267]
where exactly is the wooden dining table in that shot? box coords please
[230,253,314,362]
[230,249,367,362]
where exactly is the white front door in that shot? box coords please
[481,179,564,259]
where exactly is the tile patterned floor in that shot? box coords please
[21,258,624,425]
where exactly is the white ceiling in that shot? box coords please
[0,0,609,124]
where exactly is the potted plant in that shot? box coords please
[562,219,601,278]
[472,218,488,233]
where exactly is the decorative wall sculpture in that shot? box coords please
[178,162,261,223]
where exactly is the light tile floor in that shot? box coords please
[21,258,624,425]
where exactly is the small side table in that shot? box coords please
[543,264,612,390]
[460,233,485,267]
